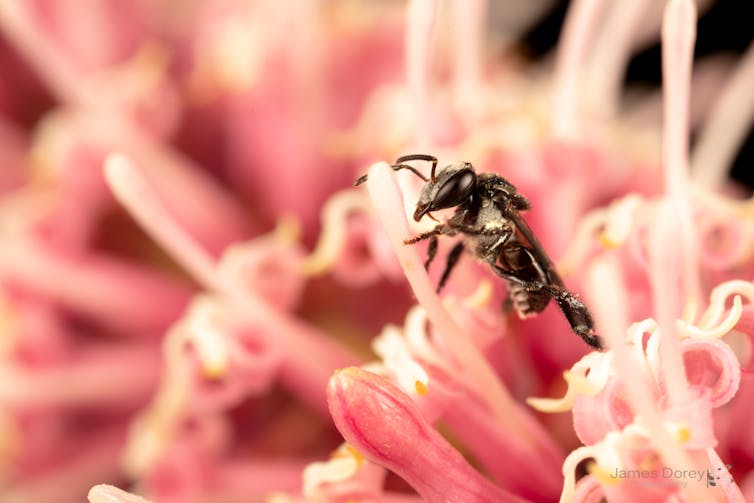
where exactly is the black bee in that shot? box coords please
[356,154,602,349]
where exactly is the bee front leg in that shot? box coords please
[403,224,450,245]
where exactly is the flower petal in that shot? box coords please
[327,367,526,503]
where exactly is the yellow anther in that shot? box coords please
[670,423,691,444]
[415,380,428,396]
[587,461,621,486]
[526,369,602,413]
[598,231,619,249]
[201,362,228,380]
[274,214,301,243]
[344,445,364,467]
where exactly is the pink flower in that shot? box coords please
[327,367,527,503]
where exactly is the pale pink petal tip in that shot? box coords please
[88,484,152,503]
[326,367,526,503]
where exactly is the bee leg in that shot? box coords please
[490,265,603,350]
[424,235,438,270]
[546,289,603,350]
[491,262,542,317]
[404,225,449,245]
[437,242,465,293]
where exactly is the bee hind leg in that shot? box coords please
[490,265,603,350]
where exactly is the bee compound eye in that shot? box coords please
[432,170,476,209]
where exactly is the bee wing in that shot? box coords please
[500,207,565,289]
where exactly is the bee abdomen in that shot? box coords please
[508,283,550,318]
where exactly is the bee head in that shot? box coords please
[413,162,476,221]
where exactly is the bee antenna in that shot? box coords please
[390,164,429,182]
[393,154,438,183]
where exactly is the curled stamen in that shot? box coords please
[402,307,441,365]
[678,295,742,339]
[585,254,703,502]
[527,351,612,413]
[527,370,597,414]
[599,194,645,249]
[88,484,151,503]
[302,190,370,276]
[372,326,430,396]
[571,475,606,503]
[180,296,284,407]
[306,189,404,285]
[560,445,598,503]
[697,280,754,329]
[182,297,231,378]
[302,444,377,500]
[559,194,646,276]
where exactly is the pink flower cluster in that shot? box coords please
[1,1,754,502]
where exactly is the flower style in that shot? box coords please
[1,1,754,503]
